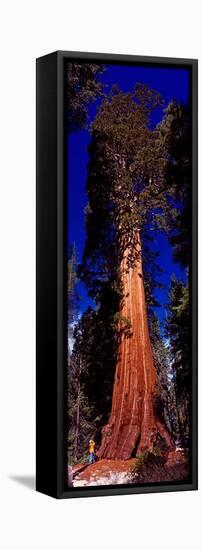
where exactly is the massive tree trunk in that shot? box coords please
[99,231,174,459]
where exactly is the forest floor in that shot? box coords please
[70,449,189,487]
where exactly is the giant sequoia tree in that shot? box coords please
[81,86,177,459]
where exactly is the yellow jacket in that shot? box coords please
[89,440,95,453]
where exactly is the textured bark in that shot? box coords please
[99,231,174,459]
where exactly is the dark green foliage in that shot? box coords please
[68,243,79,325]
[149,311,171,429]
[159,101,191,267]
[68,306,117,462]
[68,350,95,463]
[68,312,100,463]
[66,63,103,133]
[67,244,80,357]
[142,233,164,314]
[165,276,191,446]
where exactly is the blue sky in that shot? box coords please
[67,63,190,329]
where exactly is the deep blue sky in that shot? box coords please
[67,63,190,328]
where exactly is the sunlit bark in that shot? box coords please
[99,231,173,459]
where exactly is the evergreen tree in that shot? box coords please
[159,101,191,445]
[165,275,190,446]
[68,306,116,462]
[66,62,103,133]
[68,243,79,325]
[149,311,170,426]
[158,101,191,267]
[68,315,97,462]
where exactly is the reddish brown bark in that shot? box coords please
[99,231,174,460]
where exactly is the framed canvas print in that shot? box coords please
[36,51,198,498]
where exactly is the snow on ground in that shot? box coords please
[73,471,133,487]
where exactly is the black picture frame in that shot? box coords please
[36,51,198,499]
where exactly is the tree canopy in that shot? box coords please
[81,85,179,301]
[66,62,103,133]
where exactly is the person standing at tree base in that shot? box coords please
[89,439,96,464]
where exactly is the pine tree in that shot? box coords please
[158,101,191,267]
[67,243,80,357]
[149,311,172,434]
[165,276,190,446]
[66,62,103,133]
[68,306,115,462]
[68,316,97,462]
[159,100,191,446]
[68,243,79,324]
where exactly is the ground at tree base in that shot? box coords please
[69,449,189,488]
